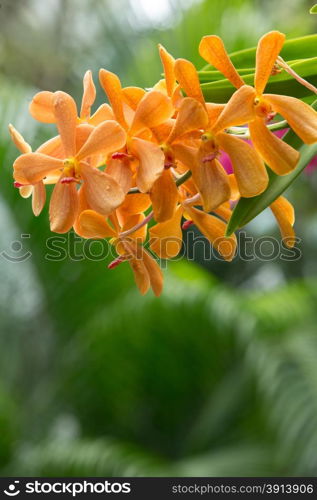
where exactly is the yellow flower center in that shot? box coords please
[201,131,213,142]
[253,96,273,119]
[160,143,175,167]
[199,132,219,162]
[62,158,81,182]
[200,132,218,151]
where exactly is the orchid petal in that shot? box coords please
[255,31,285,95]
[199,36,245,88]
[265,94,317,144]
[142,248,163,296]
[185,206,237,261]
[73,186,90,237]
[89,103,114,126]
[167,97,208,144]
[78,209,116,239]
[49,179,79,233]
[149,205,183,259]
[129,257,151,295]
[192,157,231,212]
[32,181,46,216]
[106,158,133,194]
[120,240,151,295]
[75,124,94,153]
[129,138,164,193]
[118,193,151,216]
[80,70,96,120]
[213,85,256,133]
[53,91,78,157]
[121,86,146,110]
[270,196,296,248]
[228,173,240,200]
[214,202,233,222]
[158,44,176,97]
[174,58,206,107]
[150,168,179,222]
[37,134,64,158]
[121,213,147,242]
[151,120,175,143]
[99,69,127,129]
[205,103,226,128]
[29,91,55,123]
[172,143,197,170]
[9,124,32,154]
[19,185,33,198]
[76,120,126,161]
[217,132,268,197]
[129,91,174,136]
[249,117,299,175]
[80,162,125,216]
[14,153,63,184]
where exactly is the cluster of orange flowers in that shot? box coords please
[9,31,317,296]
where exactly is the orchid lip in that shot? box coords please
[108,256,126,269]
[111,152,132,160]
[61,176,78,184]
[14,181,27,188]
[182,220,194,230]
[164,161,175,169]
[202,153,218,163]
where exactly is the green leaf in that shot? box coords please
[310,4,317,13]
[226,102,317,236]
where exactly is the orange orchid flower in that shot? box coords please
[149,197,237,262]
[29,70,114,126]
[99,68,174,195]
[199,31,317,175]
[13,92,126,233]
[9,124,44,214]
[77,208,163,296]
[9,123,65,216]
[172,58,268,199]
[99,68,180,223]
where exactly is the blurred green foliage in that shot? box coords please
[1,0,317,477]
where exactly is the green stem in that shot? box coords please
[227,120,288,137]
[127,169,192,195]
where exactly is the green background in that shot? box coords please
[0,0,317,476]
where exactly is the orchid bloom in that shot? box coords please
[13,92,126,232]
[172,57,268,199]
[77,208,163,296]
[9,123,63,216]
[149,200,237,261]
[29,70,114,126]
[199,31,317,175]
[99,68,174,195]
